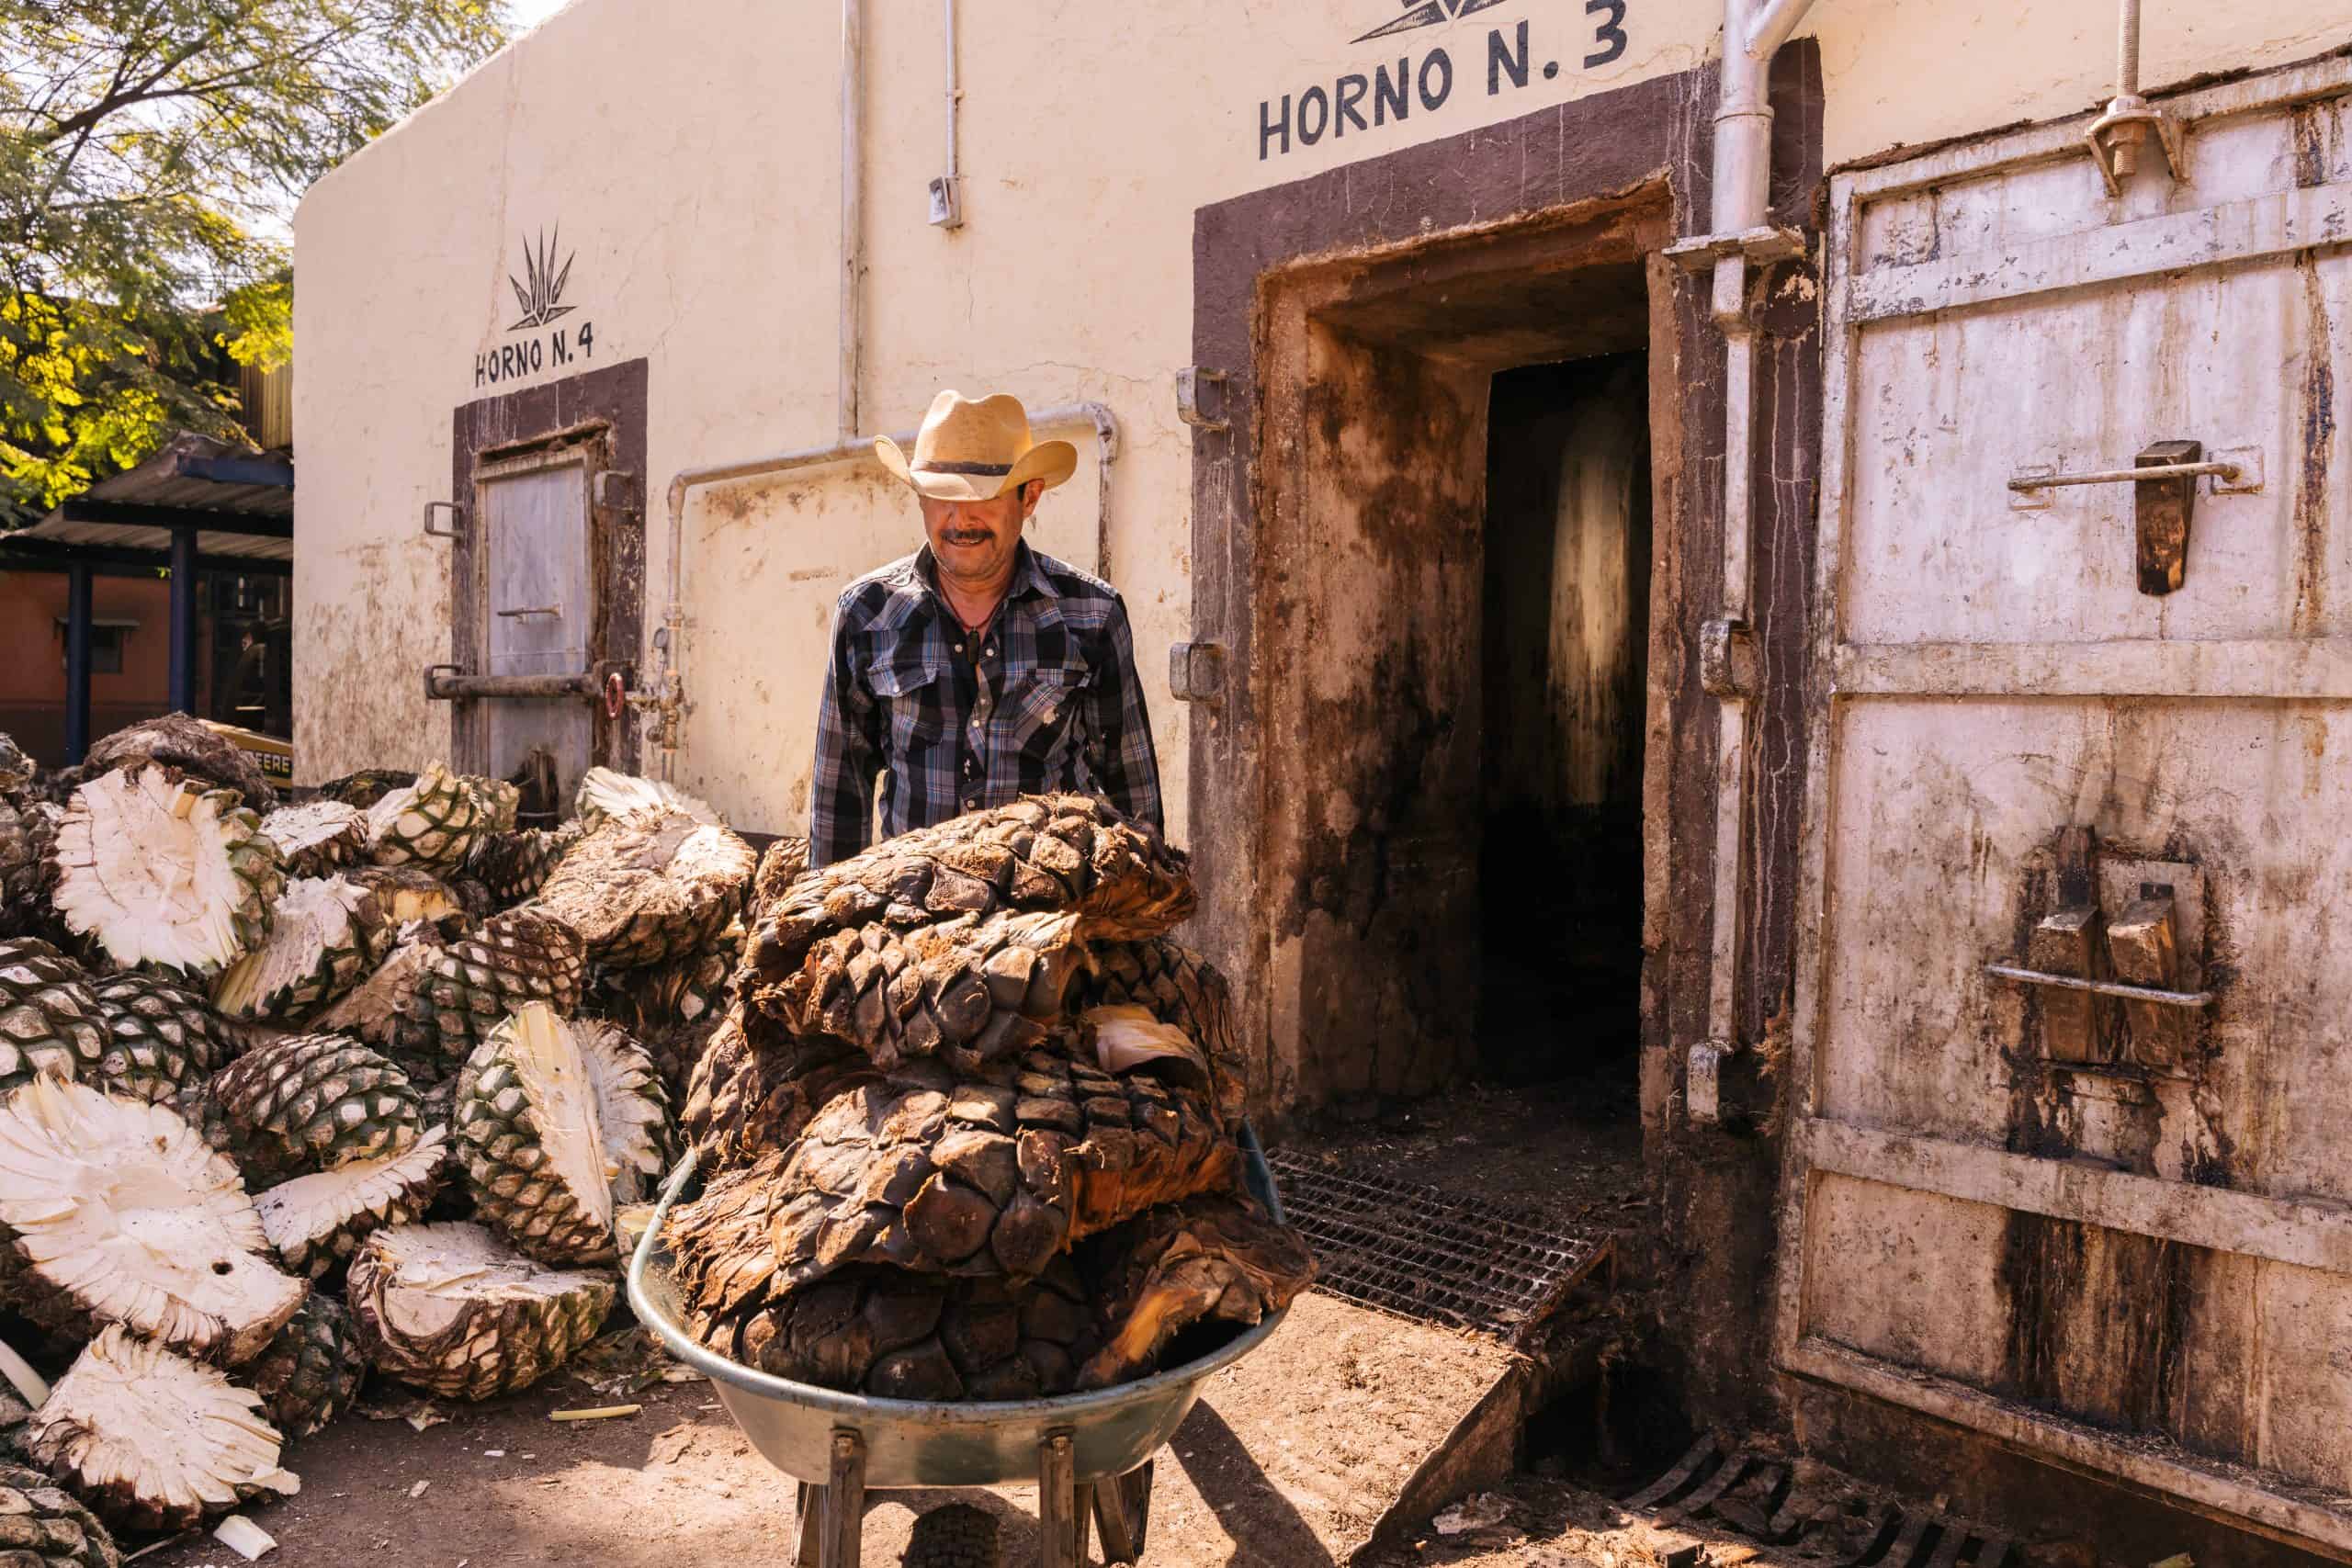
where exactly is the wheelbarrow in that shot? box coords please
[627,1125,1294,1567]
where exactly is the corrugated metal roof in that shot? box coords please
[16,518,291,560]
[14,432,294,561]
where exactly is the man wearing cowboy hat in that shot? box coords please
[808,389,1163,866]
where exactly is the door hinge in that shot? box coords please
[1175,368,1231,435]
[1169,641,1226,704]
[1700,618,1756,700]
[593,470,641,514]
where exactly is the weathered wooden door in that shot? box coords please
[475,446,595,789]
[1779,57,2352,1558]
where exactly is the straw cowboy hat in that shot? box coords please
[875,389,1078,502]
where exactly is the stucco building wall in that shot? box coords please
[293,0,2346,835]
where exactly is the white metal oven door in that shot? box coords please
[1781,56,2352,1558]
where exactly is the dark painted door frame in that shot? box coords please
[1184,49,1823,1120]
[447,356,650,778]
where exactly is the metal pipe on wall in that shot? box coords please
[651,403,1121,784]
[840,0,865,442]
[1677,0,1819,1122]
[944,0,959,186]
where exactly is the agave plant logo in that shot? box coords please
[507,228,577,332]
[1351,0,1509,42]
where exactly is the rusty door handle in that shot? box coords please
[496,604,563,618]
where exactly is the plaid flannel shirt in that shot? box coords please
[809,543,1163,866]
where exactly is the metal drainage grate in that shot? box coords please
[1265,1149,1612,1344]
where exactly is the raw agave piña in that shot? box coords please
[49,767,284,981]
[529,810,754,970]
[253,1124,448,1280]
[454,1003,661,1262]
[0,1460,119,1568]
[210,875,386,1021]
[25,1325,298,1532]
[0,1077,304,1364]
[258,799,366,879]
[573,766,718,829]
[365,761,486,873]
[345,1222,613,1400]
[0,939,105,1095]
[86,971,242,1103]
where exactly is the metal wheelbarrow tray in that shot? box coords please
[628,1124,1293,1567]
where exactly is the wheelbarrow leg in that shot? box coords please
[1037,1431,1079,1568]
[1091,1461,1153,1564]
[795,1482,822,1568]
[821,1429,866,1568]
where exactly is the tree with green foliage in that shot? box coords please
[0,0,511,521]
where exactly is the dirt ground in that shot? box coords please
[123,1082,1697,1568]
[136,1291,1521,1568]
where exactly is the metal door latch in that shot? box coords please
[1175,368,1231,434]
[423,502,467,541]
[495,604,562,619]
[2006,441,2260,595]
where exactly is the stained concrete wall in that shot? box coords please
[291,0,2349,838]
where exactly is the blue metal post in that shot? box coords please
[63,560,92,763]
[167,527,198,714]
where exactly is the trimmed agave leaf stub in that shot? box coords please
[573,767,718,830]
[50,767,284,981]
[399,908,584,1070]
[0,939,105,1094]
[27,1325,298,1533]
[239,1293,365,1440]
[211,876,386,1022]
[86,971,239,1104]
[0,1459,121,1568]
[0,1076,304,1365]
[345,1222,614,1400]
[204,1033,424,1182]
[258,800,367,879]
[575,1023,672,1206]
[748,836,810,918]
[365,762,486,873]
[1075,938,1248,1125]
[530,813,754,970]
[254,1124,449,1280]
[454,1004,618,1263]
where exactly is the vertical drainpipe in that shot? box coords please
[840,0,865,442]
[1666,0,1815,1122]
